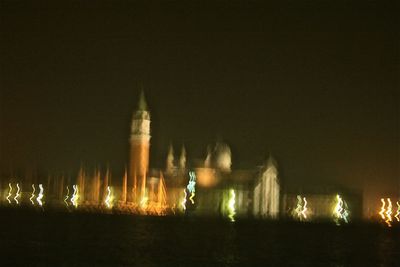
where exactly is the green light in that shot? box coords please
[228,189,236,222]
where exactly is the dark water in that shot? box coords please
[0,209,399,267]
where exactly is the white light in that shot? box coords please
[71,185,79,207]
[64,186,70,206]
[105,186,113,208]
[30,184,36,205]
[301,197,308,219]
[6,183,12,204]
[37,184,44,206]
[14,183,21,204]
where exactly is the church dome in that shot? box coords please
[215,142,232,172]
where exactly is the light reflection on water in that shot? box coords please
[0,210,398,267]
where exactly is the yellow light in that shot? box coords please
[385,198,392,227]
[64,186,70,206]
[395,201,400,222]
[30,184,36,205]
[379,198,386,220]
[105,186,114,209]
[181,189,187,211]
[294,195,303,219]
[37,184,44,206]
[333,195,343,218]
[140,196,148,209]
[333,194,349,224]
[228,189,236,222]
[71,185,79,208]
[14,183,21,204]
[189,191,195,204]
[140,189,148,210]
[6,183,12,204]
[301,197,308,219]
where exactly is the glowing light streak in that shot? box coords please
[64,186,70,206]
[181,189,187,211]
[71,185,79,207]
[301,197,308,219]
[333,194,349,225]
[140,196,148,209]
[187,171,196,205]
[294,195,303,219]
[139,188,148,210]
[293,195,308,220]
[342,202,349,223]
[105,186,114,208]
[385,198,392,227]
[187,172,196,193]
[36,184,44,206]
[14,183,21,204]
[379,198,386,220]
[189,192,195,204]
[228,189,236,222]
[334,195,343,218]
[6,183,12,204]
[30,184,36,205]
[395,201,400,222]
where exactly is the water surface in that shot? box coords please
[0,209,398,266]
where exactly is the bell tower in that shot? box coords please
[129,90,151,203]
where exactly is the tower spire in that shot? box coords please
[266,152,277,168]
[179,144,186,170]
[138,89,148,111]
[129,88,151,204]
[166,143,175,174]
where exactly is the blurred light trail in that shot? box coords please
[181,189,187,211]
[301,197,308,219]
[294,195,303,219]
[140,196,148,210]
[334,195,343,218]
[395,201,400,222]
[342,202,349,223]
[189,192,195,204]
[385,198,392,227]
[187,171,196,204]
[105,186,113,208]
[14,183,21,204]
[30,184,36,205]
[64,186,70,206]
[6,183,12,204]
[333,194,349,225]
[140,189,148,210]
[71,185,78,207]
[379,198,386,220]
[187,172,196,192]
[37,184,44,206]
[228,189,236,222]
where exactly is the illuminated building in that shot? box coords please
[128,91,151,204]
[163,142,275,219]
[0,93,373,222]
[253,156,280,218]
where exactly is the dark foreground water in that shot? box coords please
[0,209,399,267]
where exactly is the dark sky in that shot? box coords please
[1,1,399,198]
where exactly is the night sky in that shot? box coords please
[1,1,398,199]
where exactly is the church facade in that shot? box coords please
[124,93,363,221]
[126,92,281,219]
